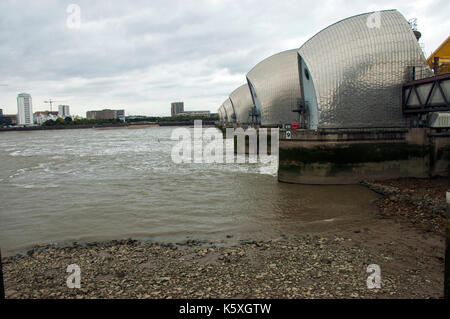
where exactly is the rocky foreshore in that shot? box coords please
[2,177,448,299]
[362,177,448,235]
[1,235,442,299]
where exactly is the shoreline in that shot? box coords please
[0,121,218,132]
[0,123,129,132]
[2,177,448,299]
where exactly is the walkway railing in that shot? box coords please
[402,73,450,114]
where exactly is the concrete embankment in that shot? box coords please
[159,120,217,126]
[0,121,218,132]
[0,123,129,132]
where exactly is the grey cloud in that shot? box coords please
[0,0,448,116]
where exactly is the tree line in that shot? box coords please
[43,117,124,126]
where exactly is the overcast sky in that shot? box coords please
[0,0,448,116]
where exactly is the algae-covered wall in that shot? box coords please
[430,132,450,177]
[278,128,448,184]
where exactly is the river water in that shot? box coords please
[0,126,379,255]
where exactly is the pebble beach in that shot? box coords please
[2,177,448,299]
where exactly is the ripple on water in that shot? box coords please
[0,127,379,256]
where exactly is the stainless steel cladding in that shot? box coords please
[298,9,433,129]
[221,105,227,123]
[222,98,235,123]
[218,106,225,122]
[229,84,255,124]
[218,106,224,123]
[221,103,229,123]
[246,49,302,127]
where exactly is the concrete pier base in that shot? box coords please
[278,128,450,184]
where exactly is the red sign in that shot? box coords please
[291,122,300,130]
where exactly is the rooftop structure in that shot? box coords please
[229,84,256,125]
[246,49,301,127]
[221,98,235,123]
[297,9,432,129]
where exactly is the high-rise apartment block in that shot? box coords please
[58,105,70,118]
[17,93,33,126]
[171,102,184,117]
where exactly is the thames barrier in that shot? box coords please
[217,9,450,184]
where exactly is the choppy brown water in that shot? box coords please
[0,127,379,256]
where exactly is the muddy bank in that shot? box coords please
[2,177,447,299]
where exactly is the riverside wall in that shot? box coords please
[278,128,450,184]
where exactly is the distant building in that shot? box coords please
[116,109,125,121]
[86,109,125,120]
[0,118,11,126]
[171,102,184,117]
[58,105,70,118]
[17,93,33,126]
[177,110,211,117]
[34,111,59,125]
[2,114,17,125]
[0,109,11,126]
